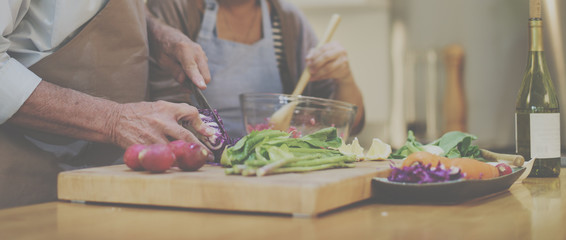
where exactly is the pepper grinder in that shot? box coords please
[442,44,468,133]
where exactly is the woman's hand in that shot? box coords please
[305,41,365,135]
[146,8,211,89]
[305,41,353,83]
[108,101,216,149]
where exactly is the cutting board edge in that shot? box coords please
[308,170,378,214]
[58,174,330,215]
[57,162,388,216]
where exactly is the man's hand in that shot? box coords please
[9,82,215,150]
[146,8,211,89]
[108,101,215,149]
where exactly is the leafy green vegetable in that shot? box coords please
[266,146,294,160]
[298,127,342,148]
[220,130,289,166]
[221,127,353,176]
[266,162,355,175]
[429,131,475,154]
[390,131,424,159]
[391,130,483,160]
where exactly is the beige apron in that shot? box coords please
[0,0,148,209]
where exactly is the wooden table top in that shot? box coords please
[0,170,564,240]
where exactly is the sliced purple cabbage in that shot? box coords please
[197,109,237,162]
[388,162,463,184]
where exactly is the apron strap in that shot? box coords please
[200,0,218,40]
[259,0,272,40]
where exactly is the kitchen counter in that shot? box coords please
[0,170,564,240]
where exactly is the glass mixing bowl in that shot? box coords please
[239,93,357,139]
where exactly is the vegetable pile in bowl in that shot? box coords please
[386,130,521,183]
[388,161,463,184]
[388,151,514,184]
[239,93,357,139]
[391,130,482,160]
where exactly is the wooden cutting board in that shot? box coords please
[58,161,388,216]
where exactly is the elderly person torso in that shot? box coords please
[0,0,214,209]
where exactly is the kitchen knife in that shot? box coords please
[182,79,227,136]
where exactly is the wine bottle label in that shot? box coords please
[529,113,561,158]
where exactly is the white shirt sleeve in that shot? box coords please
[0,0,42,124]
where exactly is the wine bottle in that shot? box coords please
[515,0,561,177]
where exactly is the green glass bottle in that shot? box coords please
[515,0,561,177]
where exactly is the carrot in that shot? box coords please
[402,151,449,168]
[402,152,499,180]
[445,158,499,180]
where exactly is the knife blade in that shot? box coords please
[182,79,227,137]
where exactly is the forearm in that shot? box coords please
[145,5,182,56]
[335,75,365,135]
[7,81,120,143]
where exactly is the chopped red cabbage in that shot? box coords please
[197,109,238,162]
[387,162,463,183]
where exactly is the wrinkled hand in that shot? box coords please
[148,17,211,89]
[305,41,353,83]
[107,101,215,148]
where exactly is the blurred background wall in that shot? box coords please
[289,0,566,154]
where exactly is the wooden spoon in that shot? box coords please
[269,14,342,131]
